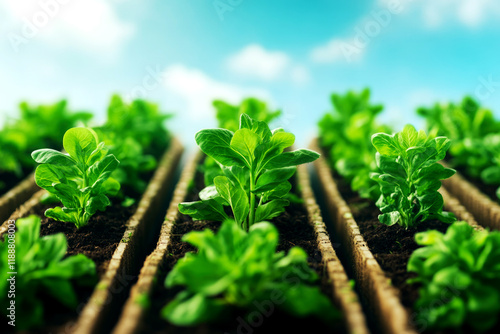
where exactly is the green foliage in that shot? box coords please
[162,219,339,326]
[32,127,120,228]
[213,97,281,132]
[179,113,319,230]
[95,95,171,195]
[203,97,282,186]
[318,88,391,200]
[371,125,456,228]
[408,222,500,332]
[0,215,96,330]
[0,100,92,187]
[418,96,500,199]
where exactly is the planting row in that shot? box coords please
[1,93,500,333]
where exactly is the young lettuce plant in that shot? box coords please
[179,113,319,230]
[371,125,456,228]
[162,219,339,326]
[203,97,281,186]
[318,88,391,200]
[32,127,120,228]
[408,222,500,332]
[0,215,96,330]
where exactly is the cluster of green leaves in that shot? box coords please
[95,95,171,195]
[408,222,500,332]
[162,219,338,326]
[32,128,120,228]
[213,97,281,132]
[180,113,319,230]
[202,98,282,186]
[0,215,96,330]
[418,96,500,199]
[0,100,91,189]
[318,88,391,200]
[371,125,456,228]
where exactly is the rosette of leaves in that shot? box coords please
[0,215,96,330]
[32,127,120,228]
[318,88,391,200]
[417,96,500,178]
[408,222,500,332]
[371,124,456,228]
[162,219,339,326]
[203,97,282,186]
[179,113,319,230]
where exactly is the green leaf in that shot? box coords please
[161,292,226,326]
[31,149,75,166]
[63,127,98,163]
[230,128,261,167]
[254,167,296,193]
[195,129,245,167]
[214,176,249,225]
[372,133,399,156]
[179,200,229,222]
[265,149,319,169]
[255,199,289,222]
[378,211,400,226]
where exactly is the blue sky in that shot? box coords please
[1,0,500,147]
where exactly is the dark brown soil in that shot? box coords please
[140,169,343,334]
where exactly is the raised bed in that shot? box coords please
[112,152,369,334]
[441,165,500,231]
[311,138,484,334]
[0,173,38,224]
[0,137,183,334]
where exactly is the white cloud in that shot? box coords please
[227,44,291,81]
[378,0,500,28]
[226,44,311,84]
[162,64,272,121]
[310,38,363,63]
[3,0,134,59]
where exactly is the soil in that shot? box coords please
[139,168,344,334]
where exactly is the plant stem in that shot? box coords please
[248,170,256,230]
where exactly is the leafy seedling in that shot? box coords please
[32,127,120,228]
[371,124,456,228]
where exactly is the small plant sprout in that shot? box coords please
[32,127,120,228]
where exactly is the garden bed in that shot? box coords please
[441,164,500,231]
[0,172,38,224]
[112,153,369,334]
[0,137,183,334]
[311,138,485,334]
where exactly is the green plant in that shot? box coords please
[318,88,391,200]
[203,98,282,186]
[408,222,500,332]
[32,127,120,228]
[179,113,319,230]
[371,124,456,228]
[95,95,171,195]
[0,100,92,188]
[480,134,500,199]
[213,97,281,133]
[0,215,96,330]
[417,96,500,178]
[162,219,338,326]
